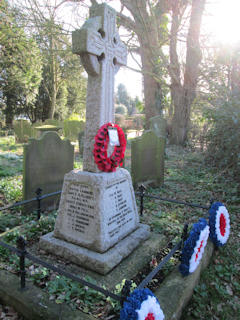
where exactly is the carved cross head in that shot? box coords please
[72,3,127,77]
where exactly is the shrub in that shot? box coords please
[121,115,145,131]
[44,119,63,127]
[63,120,85,141]
[115,104,128,115]
[114,114,125,127]
[204,101,240,179]
[132,114,145,130]
[13,120,36,143]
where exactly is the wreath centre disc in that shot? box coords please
[145,313,155,320]
[220,213,227,236]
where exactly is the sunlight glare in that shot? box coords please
[206,0,240,44]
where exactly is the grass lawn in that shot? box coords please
[0,136,239,319]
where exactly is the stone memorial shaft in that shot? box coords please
[72,4,127,172]
[39,3,150,275]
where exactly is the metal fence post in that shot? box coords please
[180,223,189,257]
[139,184,146,216]
[120,280,132,307]
[35,188,42,220]
[17,236,27,290]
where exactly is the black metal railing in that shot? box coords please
[137,223,188,290]
[0,224,187,307]
[136,184,212,216]
[0,188,62,220]
[0,183,211,311]
[0,184,212,219]
[0,236,122,301]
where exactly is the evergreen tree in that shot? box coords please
[0,0,42,126]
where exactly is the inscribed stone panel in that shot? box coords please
[54,168,139,253]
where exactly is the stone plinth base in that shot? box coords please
[39,224,150,275]
[53,168,140,253]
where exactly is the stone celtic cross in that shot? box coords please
[72,4,127,172]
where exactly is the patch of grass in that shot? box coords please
[46,274,106,313]
[0,136,23,154]
[74,152,83,170]
[0,137,23,206]
[0,175,22,203]
[0,154,23,177]
[0,211,35,233]
[183,205,240,319]
[136,145,240,319]
[0,141,239,319]
[0,212,57,252]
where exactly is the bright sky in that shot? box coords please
[116,0,240,98]
[11,0,240,99]
[204,0,240,45]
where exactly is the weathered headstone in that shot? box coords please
[23,131,74,212]
[131,125,166,188]
[34,125,62,138]
[40,3,150,275]
[150,115,167,138]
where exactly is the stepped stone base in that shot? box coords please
[39,223,150,275]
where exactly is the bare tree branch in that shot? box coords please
[117,11,136,32]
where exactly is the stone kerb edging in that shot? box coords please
[155,240,214,320]
[0,241,214,320]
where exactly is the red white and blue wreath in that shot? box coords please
[208,202,230,247]
[120,288,165,320]
[179,218,209,276]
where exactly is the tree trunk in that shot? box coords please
[119,0,169,128]
[5,108,14,128]
[47,23,57,119]
[170,0,206,145]
[139,37,163,128]
[48,87,57,119]
[5,94,14,128]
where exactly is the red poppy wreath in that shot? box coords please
[93,122,126,172]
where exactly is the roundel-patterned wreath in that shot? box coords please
[208,202,230,247]
[120,288,165,320]
[179,218,210,276]
[93,122,126,172]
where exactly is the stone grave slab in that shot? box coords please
[40,224,150,275]
[150,115,167,138]
[38,232,166,287]
[23,131,74,213]
[131,130,165,188]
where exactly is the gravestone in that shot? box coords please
[131,122,166,188]
[23,131,74,213]
[150,115,167,138]
[39,3,150,275]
